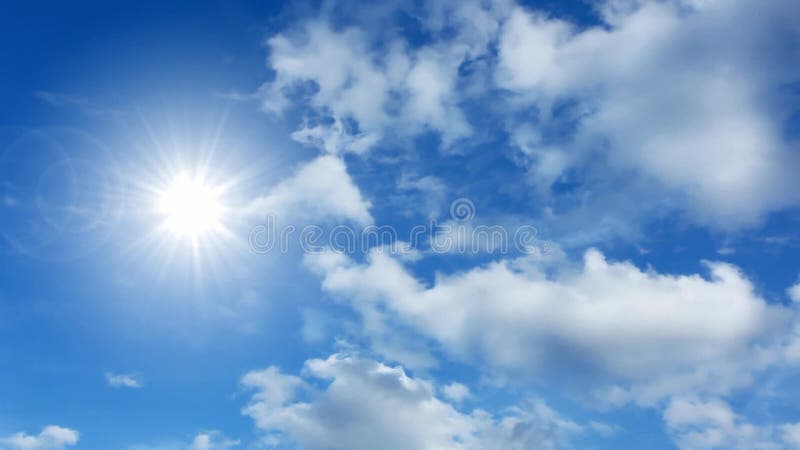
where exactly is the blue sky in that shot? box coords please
[1,0,800,449]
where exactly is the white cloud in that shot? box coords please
[241,353,601,450]
[105,372,142,388]
[391,173,450,222]
[1,426,79,450]
[262,0,800,229]
[245,155,372,226]
[188,431,239,450]
[260,0,509,153]
[664,397,800,450]
[265,21,390,132]
[261,21,391,153]
[305,248,796,404]
[401,48,471,146]
[442,382,471,403]
[496,0,800,228]
[291,117,379,155]
[788,280,800,303]
[510,125,572,193]
[126,431,238,450]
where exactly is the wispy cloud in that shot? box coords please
[34,90,125,118]
[105,372,142,389]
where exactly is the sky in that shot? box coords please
[1,0,800,449]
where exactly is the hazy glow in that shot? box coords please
[158,174,223,239]
[124,110,256,281]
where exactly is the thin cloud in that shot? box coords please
[105,372,142,389]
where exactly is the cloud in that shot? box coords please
[260,0,510,153]
[34,91,124,117]
[496,0,800,228]
[264,21,390,129]
[240,353,603,450]
[789,280,800,303]
[442,382,471,403]
[125,431,238,450]
[262,0,800,230]
[188,431,239,450]
[1,426,79,450]
[395,173,448,219]
[245,155,372,225]
[664,397,800,449]
[305,248,797,404]
[290,117,379,155]
[105,372,142,388]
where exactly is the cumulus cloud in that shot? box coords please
[499,0,800,228]
[789,280,800,303]
[260,0,510,153]
[442,382,471,403]
[188,431,239,450]
[245,155,372,225]
[126,431,238,450]
[263,21,391,140]
[105,372,142,388]
[1,426,79,450]
[240,353,602,450]
[261,0,800,229]
[664,397,800,449]
[305,248,797,404]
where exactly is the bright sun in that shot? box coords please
[158,174,224,239]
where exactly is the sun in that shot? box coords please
[158,173,224,239]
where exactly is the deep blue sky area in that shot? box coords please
[1,1,800,449]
